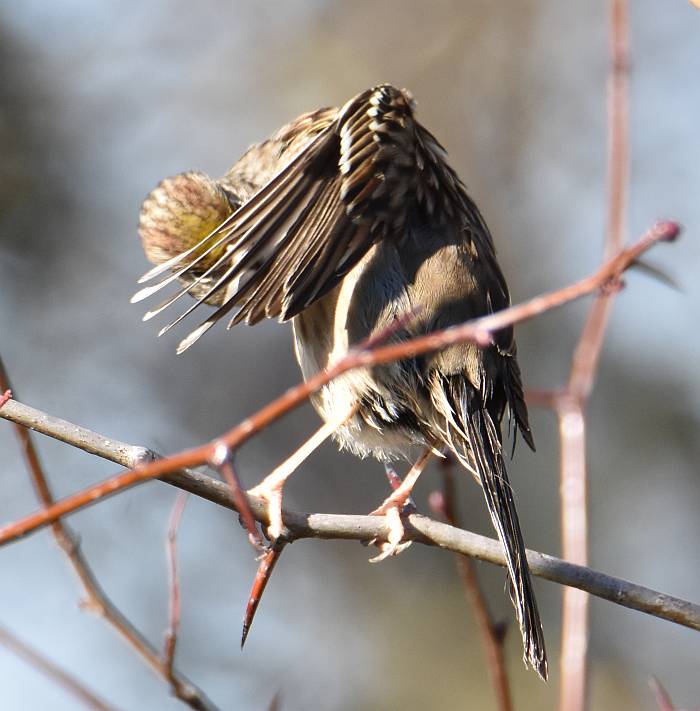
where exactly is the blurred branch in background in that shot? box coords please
[527,1,631,709]
[430,458,513,711]
[0,625,122,711]
[163,492,190,699]
[0,358,219,711]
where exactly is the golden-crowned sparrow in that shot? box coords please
[134,84,546,679]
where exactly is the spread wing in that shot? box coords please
[133,84,494,354]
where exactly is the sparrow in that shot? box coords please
[133,84,547,679]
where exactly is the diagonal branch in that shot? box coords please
[0,221,679,547]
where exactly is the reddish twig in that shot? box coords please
[164,492,189,683]
[429,458,512,711]
[0,357,219,711]
[0,221,678,548]
[0,624,122,711]
[210,447,264,549]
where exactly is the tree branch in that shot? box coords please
[0,221,679,547]
[1,397,699,635]
[556,2,631,708]
[0,358,219,711]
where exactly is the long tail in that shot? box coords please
[433,374,548,680]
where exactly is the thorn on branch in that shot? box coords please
[649,677,677,711]
[209,443,264,550]
[241,542,286,648]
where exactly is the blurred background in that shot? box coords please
[1,1,699,709]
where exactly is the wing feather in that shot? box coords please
[135,83,498,353]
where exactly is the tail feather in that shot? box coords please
[433,374,548,680]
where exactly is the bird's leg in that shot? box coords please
[369,447,433,562]
[382,463,416,514]
[248,405,357,541]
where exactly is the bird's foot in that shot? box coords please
[368,487,415,562]
[248,407,359,542]
[247,478,286,542]
[366,450,434,562]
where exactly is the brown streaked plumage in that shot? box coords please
[134,84,547,679]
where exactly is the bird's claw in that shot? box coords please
[247,483,285,542]
[368,498,413,562]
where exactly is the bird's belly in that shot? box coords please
[294,326,427,460]
[291,245,429,461]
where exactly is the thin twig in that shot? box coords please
[212,449,264,549]
[0,358,219,711]
[164,492,189,683]
[557,2,630,709]
[606,0,630,262]
[0,624,123,711]
[0,222,678,548]
[2,394,699,633]
[430,459,512,711]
